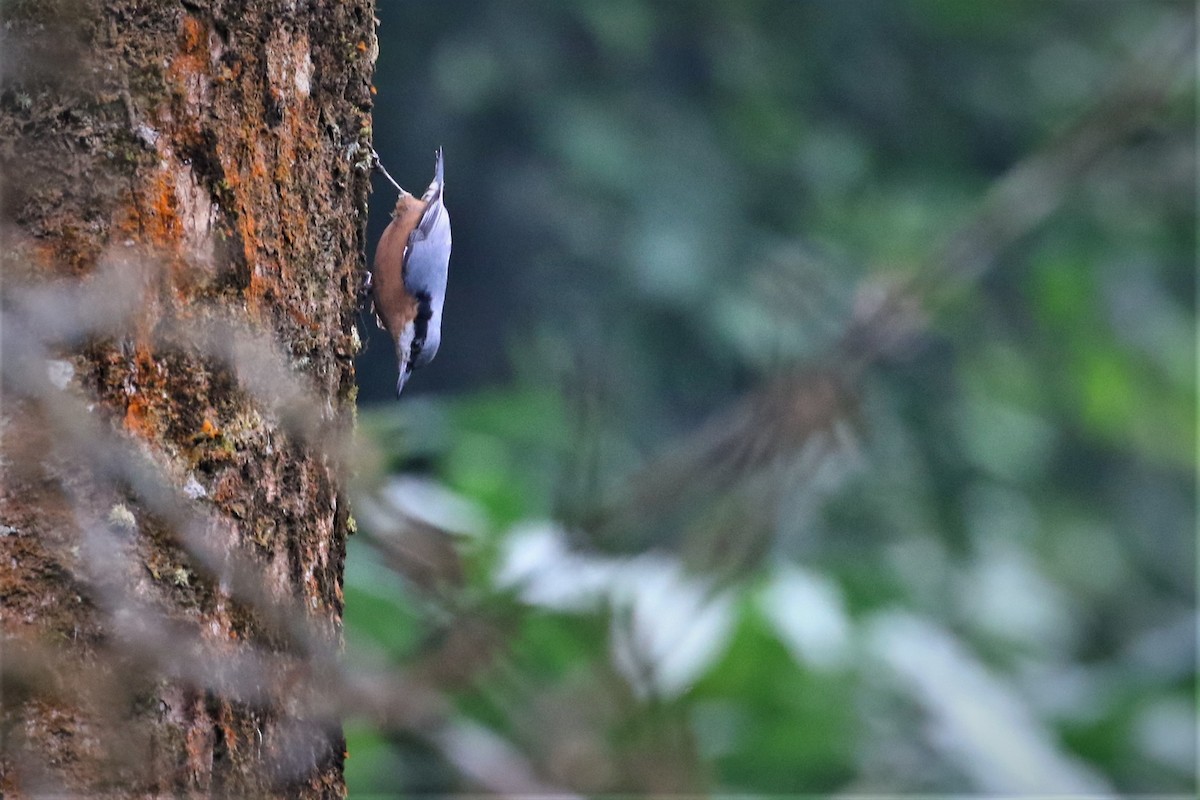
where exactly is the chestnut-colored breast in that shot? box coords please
[372,192,429,352]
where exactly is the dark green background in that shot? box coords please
[348,1,1195,794]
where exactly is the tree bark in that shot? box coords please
[1,1,374,795]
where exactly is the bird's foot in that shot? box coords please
[370,149,405,193]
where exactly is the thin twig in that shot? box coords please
[370,148,405,194]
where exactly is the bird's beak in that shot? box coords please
[395,367,411,399]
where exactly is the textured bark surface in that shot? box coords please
[0,0,375,795]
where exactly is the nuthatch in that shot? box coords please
[370,148,451,397]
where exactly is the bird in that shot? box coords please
[369,148,451,397]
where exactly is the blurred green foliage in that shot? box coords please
[349,0,1195,795]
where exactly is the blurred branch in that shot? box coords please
[593,16,1194,554]
[840,16,1195,372]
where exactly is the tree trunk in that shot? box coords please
[1,1,374,795]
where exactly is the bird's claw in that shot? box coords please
[369,149,405,193]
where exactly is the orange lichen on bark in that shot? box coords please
[108,175,186,315]
[142,169,184,246]
[213,127,272,312]
[123,397,154,437]
[121,346,167,439]
[182,695,215,788]
[168,15,212,101]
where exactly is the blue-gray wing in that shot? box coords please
[403,148,451,367]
